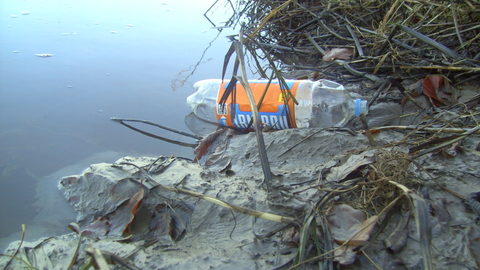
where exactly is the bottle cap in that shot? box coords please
[355,98,368,116]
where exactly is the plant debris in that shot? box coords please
[227,0,480,82]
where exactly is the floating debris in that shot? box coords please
[11,15,17,18]
[211,25,231,29]
[13,50,19,53]
[110,31,116,34]
[21,11,30,15]
[127,24,133,27]
[35,54,53,58]
[63,33,69,36]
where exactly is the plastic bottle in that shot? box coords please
[186,79,368,130]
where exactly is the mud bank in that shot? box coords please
[1,127,480,269]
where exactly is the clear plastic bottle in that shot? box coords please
[186,79,221,124]
[186,79,367,130]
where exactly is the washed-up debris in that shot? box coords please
[1,128,480,269]
[326,204,378,265]
[222,0,480,81]
[35,54,53,57]
[383,211,410,254]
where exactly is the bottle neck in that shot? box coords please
[354,98,368,116]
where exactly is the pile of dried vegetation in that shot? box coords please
[216,0,480,84]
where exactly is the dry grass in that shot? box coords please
[220,0,480,82]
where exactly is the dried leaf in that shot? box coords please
[107,187,145,237]
[468,237,480,268]
[150,204,173,239]
[205,135,232,167]
[322,48,354,61]
[326,150,376,183]
[441,142,459,158]
[466,192,480,218]
[150,201,193,241]
[326,204,378,265]
[193,128,229,162]
[422,75,450,107]
[81,217,111,239]
[282,227,300,247]
[104,178,141,215]
[384,213,410,254]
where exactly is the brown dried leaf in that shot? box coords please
[322,48,354,62]
[326,204,378,265]
[150,204,173,239]
[282,227,300,247]
[193,128,229,162]
[151,202,193,241]
[106,187,145,237]
[81,217,111,239]
[384,213,410,254]
[326,150,376,183]
[422,75,450,107]
[104,178,141,215]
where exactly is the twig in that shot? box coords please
[111,118,202,140]
[4,224,28,269]
[346,24,364,57]
[367,78,390,107]
[395,24,460,59]
[359,114,376,146]
[411,125,480,158]
[373,125,480,134]
[235,27,273,191]
[450,0,464,48]
[400,65,480,72]
[67,223,83,270]
[117,162,297,225]
[86,246,110,270]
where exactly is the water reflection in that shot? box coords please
[0,0,237,251]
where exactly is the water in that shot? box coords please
[0,0,238,250]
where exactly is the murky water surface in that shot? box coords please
[0,0,237,250]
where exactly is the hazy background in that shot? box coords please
[0,0,238,250]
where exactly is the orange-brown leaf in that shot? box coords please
[422,75,446,107]
[121,187,144,235]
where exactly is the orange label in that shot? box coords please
[216,80,299,130]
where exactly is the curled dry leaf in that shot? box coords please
[441,142,459,158]
[193,128,229,163]
[421,75,457,107]
[326,150,376,183]
[466,192,480,218]
[150,201,194,241]
[322,48,354,61]
[81,186,145,239]
[384,212,410,254]
[281,227,300,247]
[326,204,378,265]
[108,186,145,237]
